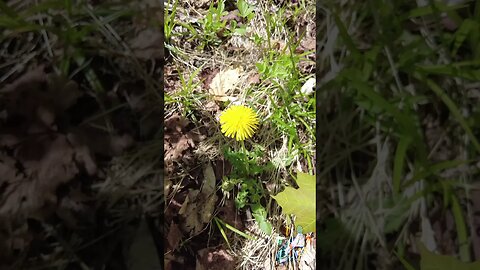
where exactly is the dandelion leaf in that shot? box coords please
[251,203,272,235]
[418,241,480,270]
[271,172,315,232]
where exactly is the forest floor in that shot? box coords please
[164,0,315,269]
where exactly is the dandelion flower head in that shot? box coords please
[219,105,259,141]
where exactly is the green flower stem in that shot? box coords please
[240,140,249,174]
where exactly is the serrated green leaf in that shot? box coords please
[271,172,315,232]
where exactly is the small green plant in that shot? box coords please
[165,65,205,118]
[254,47,316,171]
[256,53,297,80]
[164,0,178,43]
[199,0,229,49]
[226,0,254,35]
[221,144,274,234]
[214,216,256,250]
[237,0,255,20]
[217,104,275,234]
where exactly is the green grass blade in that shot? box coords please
[402,159,471,189]
[451,193,470,262]
[401,2,467,20]
[0,1,18,18]
[342,70,399,115]
[441,180,452,209]
[74,55,105,93]
[475,0,480,21]
[415,74,480,153]
[415,64,480,81]
[341,69,416,136]
[452,19,476,56]
[214,217,232,250]
[331,11,361,60]
[222,221,256,240]
[429,159,471,174]
[393,136,411,196]
[394,251,416,270]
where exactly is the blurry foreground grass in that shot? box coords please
[318,1,480,269]
[0,0,163,268]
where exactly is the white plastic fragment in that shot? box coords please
[300,77,315,95]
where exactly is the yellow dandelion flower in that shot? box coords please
[220,105,259,141]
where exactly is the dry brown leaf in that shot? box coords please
[164,253,176,270]
[196,246,235,270]
[197,163,218,226]
[300,37,316,51]
[204,100,220,112]
[0,221,30,266]
[201,163,216,196]
[165,113,190,132]
[0,65,142,266]
[56,186,95,230]
[129,28,163,60]
[164,113,205,177]
[165,134,195,163]
[0,153,21,183]
[0,134,96,220]
[218,199,244,232]
[247,72,261,85]
[179,164,218,236]
[200,194,217,224]
[1,69,81,132]
[46,74,82,113]
[222,10,242,23]
[167,221,183,251]
[68,127,133,157]
[180,189,217,235]
[179,189,201,233]
[209,68,242,102]
[0,68,97,228]
[201,68,219,91]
